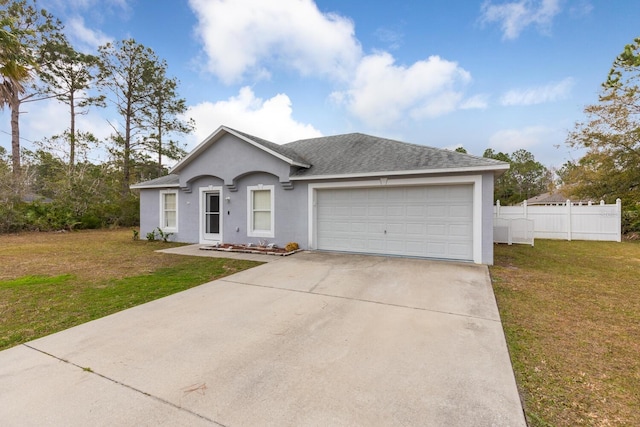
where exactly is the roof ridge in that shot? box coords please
[286,132,505,164]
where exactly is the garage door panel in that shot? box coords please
[449,204,473,217]
[351,206,367,216]
[386,206,404,216]
[406,223,425,235]
[449,224,471,236]
[367,238,385,251]
[350,239,367,250]
[367,221,385,233]
[386,239,405,252]
[386,222,406,234]
[447,185,473,199]
[427,205,448,218]
[426,242,447,257]
[351,222,367,233]
[405,241,426,254]
[448,243,472,258]
[316,185,473,261]
[427,224,447,236]
[406,205,425,217]
[406,187,426,198]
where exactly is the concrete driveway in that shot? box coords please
[0,252,526,426]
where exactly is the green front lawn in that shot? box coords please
[0,229,261,350]
[491,239,640,426]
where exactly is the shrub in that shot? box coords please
[622,206,640,234]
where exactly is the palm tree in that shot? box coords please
[0,16,33,176]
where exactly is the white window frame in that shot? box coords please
[159,189,178,232]
[247,185,275,238]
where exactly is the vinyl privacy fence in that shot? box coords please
[494,199,622,243]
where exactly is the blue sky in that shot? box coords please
[2,0,640,168]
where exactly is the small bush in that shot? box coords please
[79,214,102,230]
[155,227,173,243]
[622,206,640,234]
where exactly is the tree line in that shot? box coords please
[0,0,192,232]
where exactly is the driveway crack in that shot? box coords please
[219,279,501,323]
[21,344,226,426]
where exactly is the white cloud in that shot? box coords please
[460,94,490,110]
[500,77,574,106]
[185,87,322,147]
[479,0,562,40]
[331,52,473,128]
[188,0,362,84]
[569,0,593,18]
[488,125,561,152]
[66,16,113,51]
[374,27,404,50]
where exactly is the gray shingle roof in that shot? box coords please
[132,129,509,188]
[284,133,508,178]
[130,174,179,189]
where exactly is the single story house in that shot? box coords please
[132,126,509,264]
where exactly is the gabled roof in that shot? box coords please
[285,133,509,179]
[130,174,179,189]
[170,126,310,174]
[131,127,510,189]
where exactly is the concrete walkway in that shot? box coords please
[0,252,526,426]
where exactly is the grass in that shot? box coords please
[0,229,261,351]
[490,239,640,427]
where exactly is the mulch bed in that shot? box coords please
[199,243,301,256]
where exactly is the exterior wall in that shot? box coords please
[229,173,309,247]
[139,133,310,247]
[162,173,309,247]
[139,189,161,239]
[481,172,496,265]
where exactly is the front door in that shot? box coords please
[202,189,222,242]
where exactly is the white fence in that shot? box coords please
[494,218,535,246]
[494,199,622,242]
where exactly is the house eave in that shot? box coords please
[289,164,510,181]
[130,183,180,189]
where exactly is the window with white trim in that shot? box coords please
[160,190,178,231]
[247,185,274,237]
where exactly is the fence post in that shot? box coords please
[616,198,622,242]
[523,199,528,218]
[566,199,572,241]
[496,199,501,217]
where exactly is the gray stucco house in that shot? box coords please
[132,125,509,264]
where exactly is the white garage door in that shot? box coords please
[316,185,473,260]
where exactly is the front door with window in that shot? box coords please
[202,189,222,242]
